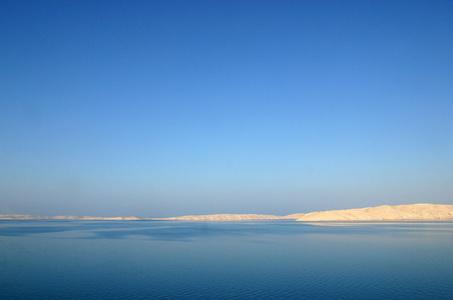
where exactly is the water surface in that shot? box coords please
[1,220,452,299]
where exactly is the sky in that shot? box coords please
[1,0,453,217]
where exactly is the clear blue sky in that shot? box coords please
[1,0,452,217]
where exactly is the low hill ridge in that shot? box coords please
[2,204,452,221]
[159,214,283,221]
[297,204,453,221]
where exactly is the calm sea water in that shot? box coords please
[1,220,453,299]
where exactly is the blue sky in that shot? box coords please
[1,0,452,217]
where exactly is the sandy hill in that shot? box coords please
[282,213,306,219]
[297,204,453,221]
[159,214,283,221]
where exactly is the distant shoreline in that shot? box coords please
[0,214,293,221]
[2,204,453,222]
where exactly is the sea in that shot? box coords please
[1,220,453,299]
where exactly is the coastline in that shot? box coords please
[2,204,453,222]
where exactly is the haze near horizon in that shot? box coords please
[1,0,452,217]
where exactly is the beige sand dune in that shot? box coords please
[282,213,306,219]
[158,214,283,221]
[297,204,453,221]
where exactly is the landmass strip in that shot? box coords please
[297,203,453,221]
[1,204,453,221]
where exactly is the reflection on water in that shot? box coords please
[1,220,453,299]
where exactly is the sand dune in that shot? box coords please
[158,214,283,221]
[297,204,453,221]
[282,213,306,219]
[161,213,306,221]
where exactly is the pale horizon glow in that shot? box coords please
[1,0,452,217]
